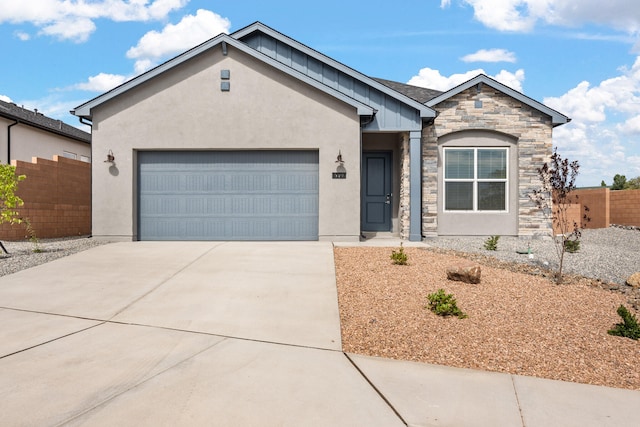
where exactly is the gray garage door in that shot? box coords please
[138,151,319,241]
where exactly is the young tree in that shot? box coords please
[600,180,607,187]
[0,164,26,254]
[530,148,590,283]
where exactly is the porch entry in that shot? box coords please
[361,151,392,231]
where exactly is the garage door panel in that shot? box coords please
[138,151,319,241]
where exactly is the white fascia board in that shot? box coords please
[426,74,570,126]
[73,34,375,119]
[232,22,436,119]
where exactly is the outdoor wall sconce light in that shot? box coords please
[333,150,347,179]
[104,150,115,164]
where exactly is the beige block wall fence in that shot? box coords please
[0,156,91,241]
[556,187,640,233]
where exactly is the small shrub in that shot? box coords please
[564,238,580,253]
[483,235,500,251]
[427,289,467,318]
[390,243,408,265]
[23,218,41,253]
[608,305,640,340]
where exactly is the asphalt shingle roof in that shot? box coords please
[372,78,443,104]
[0,100,90,143]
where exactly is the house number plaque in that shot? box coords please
[332,172,347,179]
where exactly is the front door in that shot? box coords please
[361,151,392,231]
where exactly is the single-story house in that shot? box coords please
[72,22,569,242]
[0,100,91,164]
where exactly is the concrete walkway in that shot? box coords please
[0,242,638,426]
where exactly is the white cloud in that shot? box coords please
[14,31,30,41]
[544,56,640,185]
[0,95,12,103]
[544,60,640,124]
[126,9,231,73]
[40,17,97,43]
[407,67,525,92]
[0,0,188,42]
[443,0,640,34]
[618,115,640,134]
[461,48,517,63]
[73,73,129,92]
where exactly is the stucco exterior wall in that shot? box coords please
[90,45,361,241]
[0,117,90,164]
[422,85,554,237]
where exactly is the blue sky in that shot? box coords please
[1,0,640,186]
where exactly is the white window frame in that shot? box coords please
[443,147,509,213]
[63,151,77,160]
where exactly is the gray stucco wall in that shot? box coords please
[422,85,554,237]
[90,45,361,241]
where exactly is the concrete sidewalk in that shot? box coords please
[0,242,638,426]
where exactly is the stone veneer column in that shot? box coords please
[421,126,439,236]
[409,130,422,241]
[399,133,410,239]
[423,85,554,237]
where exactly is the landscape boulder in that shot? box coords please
[626,272,640,289]
[446,262,481,284]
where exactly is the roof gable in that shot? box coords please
[425,74,570,127]
[232,22,435,121]
[73,33,376,119]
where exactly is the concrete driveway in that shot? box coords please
[0,241,638,426]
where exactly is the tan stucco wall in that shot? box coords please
[90,45,361,241]
[0,117,90,164]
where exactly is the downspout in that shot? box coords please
[78,115,93,238]
[7,119,18,164]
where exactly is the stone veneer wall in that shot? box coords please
[422,85,554,237]
[399,132,410,239]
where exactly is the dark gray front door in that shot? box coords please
[361,151,392,231]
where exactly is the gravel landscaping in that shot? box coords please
[335,227,640,391]
[0,237,106,277]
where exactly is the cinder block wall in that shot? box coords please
[610,189,640,227]
[557,188,640,232]
[0,156,91,240]
[553,203,582,235]
[572,188,609,229]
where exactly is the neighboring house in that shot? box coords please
[0,100,91,164]
[72,22,569,242]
